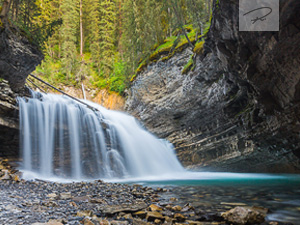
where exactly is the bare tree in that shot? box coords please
[0,0,13,24]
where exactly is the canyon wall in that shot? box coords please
[0,27,43,158]
[125,0,300,173]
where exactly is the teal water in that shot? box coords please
[117,172,300,224]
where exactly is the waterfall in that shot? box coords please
[18,91,184,180]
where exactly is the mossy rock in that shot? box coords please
[136,60,148,74]
[182,55,195,75]
[130,74,137,82]
[162,52,175,62]
[193,41,205,55]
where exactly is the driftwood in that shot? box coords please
[29,74,101,113]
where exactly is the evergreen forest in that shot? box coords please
[0,0,212,94]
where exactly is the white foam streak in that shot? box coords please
[18,92,184,181]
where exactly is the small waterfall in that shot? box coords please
[18,91,184,180]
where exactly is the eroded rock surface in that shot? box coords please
[0,27,43,91]
[0,27,42,158]
[125,0,300,173]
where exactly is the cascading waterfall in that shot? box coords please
[18,91,184,180]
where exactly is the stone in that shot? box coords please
[110,221,129,225]
[149,204,163,211]
[89,198,106,204]
[221,206,267,224]
[185,221,204,225]
[220,202,247,206]
[0,169,11,180]
[154,219,161,224]
[146,211,165,222]
[47,193,58,199]
[46,220,64,225]
[172,205,182,211]
[101,203,147,215]
[123,213,133,220]
[174,213,186,222]
[73,196,90,202]
[133,211,147,219]
[125,0,300,173]
[77,210,93,217]
[83,218,95,225]
[60,192,72,200]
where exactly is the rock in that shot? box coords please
[125,0,300,173]
[133,211,147,219]
[220,202,247,206]
[174,213,186,222]
[89,198,106,204]
[73,196,90,202]
[165,205,173,210]
[0,169,10,180]
[46,220,64,225]
[185,221,204,225]
[60,192,72,200]
[47,193,58,199]
[154,219,161,224]
[146,211,165,222]
[149,204,163,211]
[110,221,129,225]
[221,206,268,224]
[83,218,95,225]
[123,213,133,220]
[77,210,93,217]
[101,203,147,215]
[172,205,182,211]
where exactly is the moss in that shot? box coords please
[130,74,137,82]
[182,55,195,75]
[136,59,148,74]
[0,78,3,82]
[193,41,205,55]
[135,25,198,80]
[162,52,175,62]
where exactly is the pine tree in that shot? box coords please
[99,0,116,77]
[60,0,79,78]
[86,0,101,68]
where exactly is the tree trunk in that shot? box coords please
[0,0,13,24]
[80,0,83,56]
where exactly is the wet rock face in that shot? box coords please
[0,28,43,92]
[0,79,20,158]
[126,0,300,173]
[0,27,41,158]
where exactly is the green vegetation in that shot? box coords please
[182,55,195,74]
[1,0,213,94]
[194,41,205,54]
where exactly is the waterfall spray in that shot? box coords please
[18,91,184,180]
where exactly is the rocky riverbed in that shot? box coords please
[0,160,298,225]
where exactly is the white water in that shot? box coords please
[18,91,184,181]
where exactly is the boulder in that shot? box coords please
[221,206,268,225]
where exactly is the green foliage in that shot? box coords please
[193,41,205,54]
[6,0,212,94]
[182,55,195,74]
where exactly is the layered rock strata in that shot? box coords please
[0,27,42,158]
[125,0,300,173]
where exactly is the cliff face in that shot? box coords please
[0,27,43,158]
[125,0,300,173]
